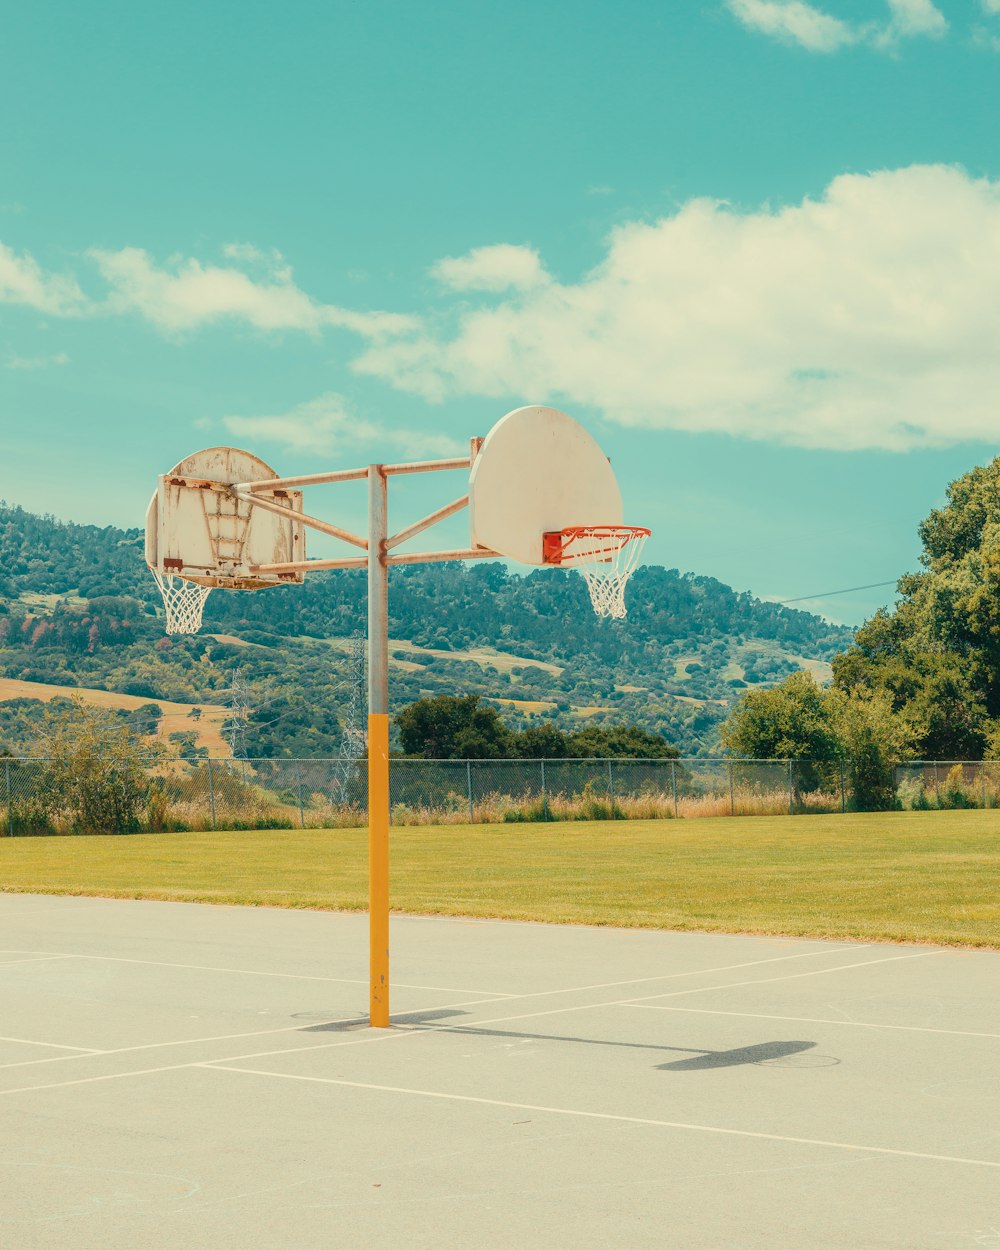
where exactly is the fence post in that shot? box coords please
[787,760,793,815]
[466,759,474,823]
[295,762,305,829]
[207,757,217,832]
[728,763,734,817]
[108,765,120,834]
[608,758,614,814]
[670,759,678,818]
[982,760,987,810]
[4,758,11,838]
[840,761,846,814]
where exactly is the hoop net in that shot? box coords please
[150,568,213,635]
[543,526,650,619]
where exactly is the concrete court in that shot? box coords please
[0,893,998,1250]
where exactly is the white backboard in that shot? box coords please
[145,447,305,589]
[468,406,623,565]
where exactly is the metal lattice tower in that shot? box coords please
[333,632,367,797]
[225,667,252,760]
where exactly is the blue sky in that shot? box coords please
[3,0,1000,624]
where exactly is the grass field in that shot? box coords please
[2,809,998,947]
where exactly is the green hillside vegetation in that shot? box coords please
[0,502,851,756]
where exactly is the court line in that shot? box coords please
[0,950,518,998]
[626,950,946,1005]
[0,1035,102,1054]
[411,944,868,1010]
[382,950,950,1038]
[624,1005,1000,1042]
[0,948,942,1080]
[0,951,954,1097]
[116,950,947,1073]
[0,956,78,968]
[200,1063,1000,1171]
[0,1014,367,1072]
[0,1060,218,1098]
[0,942,869,1015]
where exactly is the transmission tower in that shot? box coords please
[333,632,367,798]
[225,666,253,760]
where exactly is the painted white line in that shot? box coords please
[0,950,518,998]
[0,1014,366,1072]
[0,951,959,1098]
[115,952,948,1074]
[381,951,949,1038]
[0,955,76,967]
[436,945,868,1009]
[627,950,946,1004]
[0,947,949,1079]
[624,1005,1000,1042]
[0,1035,102,1053]
[0,1061,206,1098]
[0,943,871,1008]
[201,1064,1000,1171]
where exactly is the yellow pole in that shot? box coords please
[367,464,390,1027]
[368,711,390,1027]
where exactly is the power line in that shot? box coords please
[779,579,899,606]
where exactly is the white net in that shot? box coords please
[150,568,213,635]
[557,527,649,619]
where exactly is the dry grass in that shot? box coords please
[2,809,998,948]
[0,677,230,756]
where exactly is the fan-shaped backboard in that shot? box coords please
[145,446,305,589]
[468,406,622,565]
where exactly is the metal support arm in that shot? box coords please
[236,489,368,550]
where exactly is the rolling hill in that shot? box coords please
[0,502,853,756]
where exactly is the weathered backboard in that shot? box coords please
[145,447,305,589]
[468,406,623,565]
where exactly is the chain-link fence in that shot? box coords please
[5,755,995,835]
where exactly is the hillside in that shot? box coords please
[0,502,853,755]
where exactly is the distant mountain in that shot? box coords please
[0,502,853,755]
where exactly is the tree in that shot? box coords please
[396,695,513,759]
[829,686,909,812]
[514,724,569,758]
[566,724,678,759]
[831,457,1000,755]
[30,698,165,833]
[721,672,840,765]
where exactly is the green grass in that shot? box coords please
[2,809,998,947]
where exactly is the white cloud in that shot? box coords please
[725,0,856,52]
[726,0,947,52]
[432,245,550,293]
[353,165,1000,454]
[6,351,70,370]
[221,392,463,460]
[883,0,947,36]
[89,246,416,338]
[0,244,88,315]
[982,0,1000,12]
[220,241,281,265]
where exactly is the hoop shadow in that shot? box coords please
[333,1010,833,1071]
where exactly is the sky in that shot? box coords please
[2,0,1000,625]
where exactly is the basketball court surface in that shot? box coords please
[2,892,998,1249]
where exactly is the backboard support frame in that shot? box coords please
[149,415,643,1030]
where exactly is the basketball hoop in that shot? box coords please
[543,525,650,619]
[150,568,213,635]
